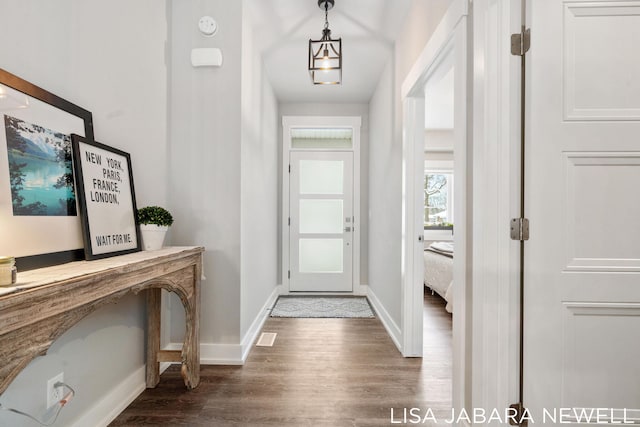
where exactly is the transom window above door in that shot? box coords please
[290,128,353,149]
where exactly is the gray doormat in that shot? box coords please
[270,296,375,318]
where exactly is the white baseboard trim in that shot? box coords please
[163,341,244,365]
[68,287,397,427]
[240,287,279,362]
[163,287,280,366]
[70,365,146,427]
[159,361,172,374]
[354,283,369,296]
[69,286,281,427]
[200,343,244,365]
[367,287,402,353]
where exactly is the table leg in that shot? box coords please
[180,265,201,389]
[146,288,161,388]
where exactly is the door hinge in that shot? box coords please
[288,164,291,173]
[511,28,531,56]
[288,270,290,279]
[509,402,529,427]
[288,217,290,226]
[510,218,530,241]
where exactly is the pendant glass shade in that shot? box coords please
[308,0,342,85]
[309,37,342,85]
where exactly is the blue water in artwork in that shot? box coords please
[11,153,75,215]
[4,114,77,216]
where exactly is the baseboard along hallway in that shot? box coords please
[110,294,452,426]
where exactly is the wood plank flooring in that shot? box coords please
[110,291,452,426]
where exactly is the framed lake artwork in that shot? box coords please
[0,68,94,270]
[71,135,141,260]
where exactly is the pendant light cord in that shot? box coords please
[324,2,329,30]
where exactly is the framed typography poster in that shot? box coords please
[71,134,141,259]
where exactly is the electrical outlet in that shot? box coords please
[46,372,64,409]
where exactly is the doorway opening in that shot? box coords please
[281,116,362,294]
[400,0,470,414]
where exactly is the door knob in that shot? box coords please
[344,226,351,232]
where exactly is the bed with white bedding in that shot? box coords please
[423,241,453,313]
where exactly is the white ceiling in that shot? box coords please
[245,0,412,104]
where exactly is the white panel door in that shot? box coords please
[289,151,353,292]
[526,0,640,423]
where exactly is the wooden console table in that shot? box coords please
[0,246,203,395]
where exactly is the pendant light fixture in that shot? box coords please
[308,0,342,85]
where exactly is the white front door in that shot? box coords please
[289,151,353,292]
[525,0,640,423]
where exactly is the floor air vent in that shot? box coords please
[256,332,277,347]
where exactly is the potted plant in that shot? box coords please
[137,206,174,251]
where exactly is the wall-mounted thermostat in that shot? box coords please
[198,16,218,37]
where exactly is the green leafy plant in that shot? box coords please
[137,206,174,227]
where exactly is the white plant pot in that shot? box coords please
[139,224,168,251]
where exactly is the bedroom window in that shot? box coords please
[424,172,453,230]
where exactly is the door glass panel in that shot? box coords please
[291,128,353,149]
[299,239,343,273]
[299,199,343,234]
[299,160,343,194]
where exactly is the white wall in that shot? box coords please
[395,0,454,86]
[0,0,167,425]
[278,103,370,286]
[167,0,243,348]
[368,59,402,323]
[240,3,279,340]
[425,129,455,152]
[367,0,452,335]
[167,0,279,360]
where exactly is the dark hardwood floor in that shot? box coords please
[110,291,452,426]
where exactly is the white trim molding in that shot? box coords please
[471,0,522,418]
[163,289,278,366]
[200,343,244,365]
[402,0,469,99]
[401,96,426,358]
[70,366,146,427]
[281,115,362,294]
[164,288,279,366]
[277,281,367,295]
[240,288,279,362]
[353,283,369,296]
[163,342,245,366]
[368,287,402,352]
[400,0,471,417]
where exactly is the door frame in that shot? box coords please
[400,0,470,412]
[288,150,354,292]
[401,0,530,418]
[469,0,524,417]
[281,116,362,294]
